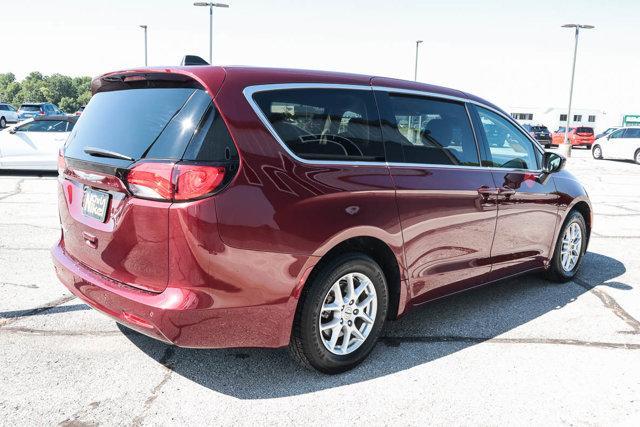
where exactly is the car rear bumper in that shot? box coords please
[52,241,301,349]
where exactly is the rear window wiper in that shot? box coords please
[84,147,135,161]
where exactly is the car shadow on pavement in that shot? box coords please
[122,251,628,399]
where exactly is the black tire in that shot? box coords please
[289,253,389,374]
[545,210,587,283]
[0,117,6,128]
[592,145,603,159]
[635,149,640,165]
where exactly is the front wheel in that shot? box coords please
[592,145,603,160]
[289,253,389,374]
[0,117,6,128]
[545,210,587,282]
[635,149,640,165]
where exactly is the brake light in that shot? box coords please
[174,165,225,201]
[126,162,226,201]
[57,150,66,175]
[39,109,45,115]
[127,162,174,200]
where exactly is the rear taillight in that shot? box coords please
[127,162,174,200]
[174,164,225,201]
[57,150,66,175]
[126,162,226,202]
[39,109,45,115]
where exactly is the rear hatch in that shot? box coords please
[19,104,42,118]
[58,71,232,292]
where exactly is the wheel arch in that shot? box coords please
[300,235,404,320]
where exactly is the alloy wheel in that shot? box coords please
[560,222,583,272]
[318,272,377,355]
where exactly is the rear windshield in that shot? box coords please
[20,105,41,111]
[576,127,594,134]
[64,88,213,165]
[531,126,548,132]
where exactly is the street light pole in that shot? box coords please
[414,40,423,81]
[560,24,594,158]
[193,2,229,64]
[139,25,148,66]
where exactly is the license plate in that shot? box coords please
[82,188,110,222]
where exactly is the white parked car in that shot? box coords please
[592,127,640,164]
[0,103,19,128]
[0,115,77,170]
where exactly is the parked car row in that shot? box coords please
[0,102,86,129]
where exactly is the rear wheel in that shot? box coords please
[545,210,587,282]
[635,149,640,165]
[592,145,603,159]
[289,253,389,374]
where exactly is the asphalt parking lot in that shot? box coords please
[1,148,639,425]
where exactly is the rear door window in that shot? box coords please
[64,88,212,165]
[382,93,479,166]
[252,88,384,162]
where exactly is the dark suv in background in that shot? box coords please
[53,66,591,373]
[522,123,552,148]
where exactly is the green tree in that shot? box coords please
[0,71,91,110]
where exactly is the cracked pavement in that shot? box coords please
[1,149,639,425]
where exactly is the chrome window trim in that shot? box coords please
[242,83,543,173]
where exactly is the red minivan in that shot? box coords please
[53,66,592,373]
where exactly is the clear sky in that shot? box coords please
[3,0,639,119]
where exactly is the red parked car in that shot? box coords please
[552,126,595,148]
[52,66,592,373]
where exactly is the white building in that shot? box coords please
[509,106,608,132]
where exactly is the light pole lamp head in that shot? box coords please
[139,25,147,29]
[416,40,423,45]
[193,2,229,6]
[562,24,595,29]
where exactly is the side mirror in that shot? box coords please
[542,151,566,174]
